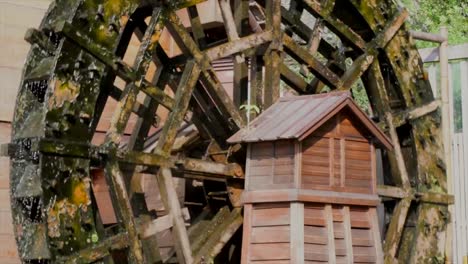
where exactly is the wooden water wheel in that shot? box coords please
[7,0,452,263]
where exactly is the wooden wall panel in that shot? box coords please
[301,135,373,194]
[302,137,330,189]
[249,141,295,190]
[304,203,329,262]
[349,206,377,263]
[302,204,381,263]
[247,204,290,262]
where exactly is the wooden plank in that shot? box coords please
[205,31,273,61]
[369,208,384,263]
[384,198,411,260]
[385,113,411,188]
[251,226,290,244]
[242,203,252,264]
[187,5,206,48]
[104,161,144,263]
[290,202,304,263]
[250,243,290,261]
[343,207,354,264]
[252,206,290,227]
[325,205,337,263]
[301,0,366,51]
[154,60,201,155]
[263,0,282,107]
[157,168,193,264]
[283,34,342,88]
[233,0,249,107]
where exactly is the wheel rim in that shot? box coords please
[9,0,449,263]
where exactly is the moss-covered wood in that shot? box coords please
[7,0,450,263]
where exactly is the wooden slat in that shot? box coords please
[250,243,290,261]
[252,205,290,227]
[251,226,290,244]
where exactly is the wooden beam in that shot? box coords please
[178,158,243,177]
[283,34,342,88]
[118,150,173,167]
[383,100,441,128]
[199,69,246,129]
[139,208,191,239]
[205,31,273,61]
[386,113,411,189]
[301,0,366,51]
[154,60,201,155]
[263,0,282,107]
[158,167,194,264]
[280,63,309,93]
[187,5,207,49]
[377,185,408,199]
[104,161,144,263]
[61,233,129,264]
[300,18,324,75]
[410,30,446,43]
[338,9,408,90]
[233,0,249,107]
[193,208,243,262]
[384,198,411,260]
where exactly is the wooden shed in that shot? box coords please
[228,91,392,264]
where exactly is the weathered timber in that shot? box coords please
[263,0,282,107]
[104,160,144,263]
[205,31,273,61]
[283,34,342,88]
[60,233,130,264]
[338,9,408,90]
[301,0,366,51]
[233,0,250,107]
[9,0,450,262]
[187,5,207,49]
[193,208,243,263]
[384,198,411,261]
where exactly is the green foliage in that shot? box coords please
[400,0,467,48]
[239,104,260,115]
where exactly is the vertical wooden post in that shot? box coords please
[264,0,282,107]
[324,205,337,263]
[241,204,253,264]
[233,0,249,108]
[343,206,354,264]
[290,202,305,263]
[461,59,468,264]
[440,26,453,264]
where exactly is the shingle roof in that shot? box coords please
[227,91,392,150]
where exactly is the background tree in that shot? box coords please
[401,0,467,47]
